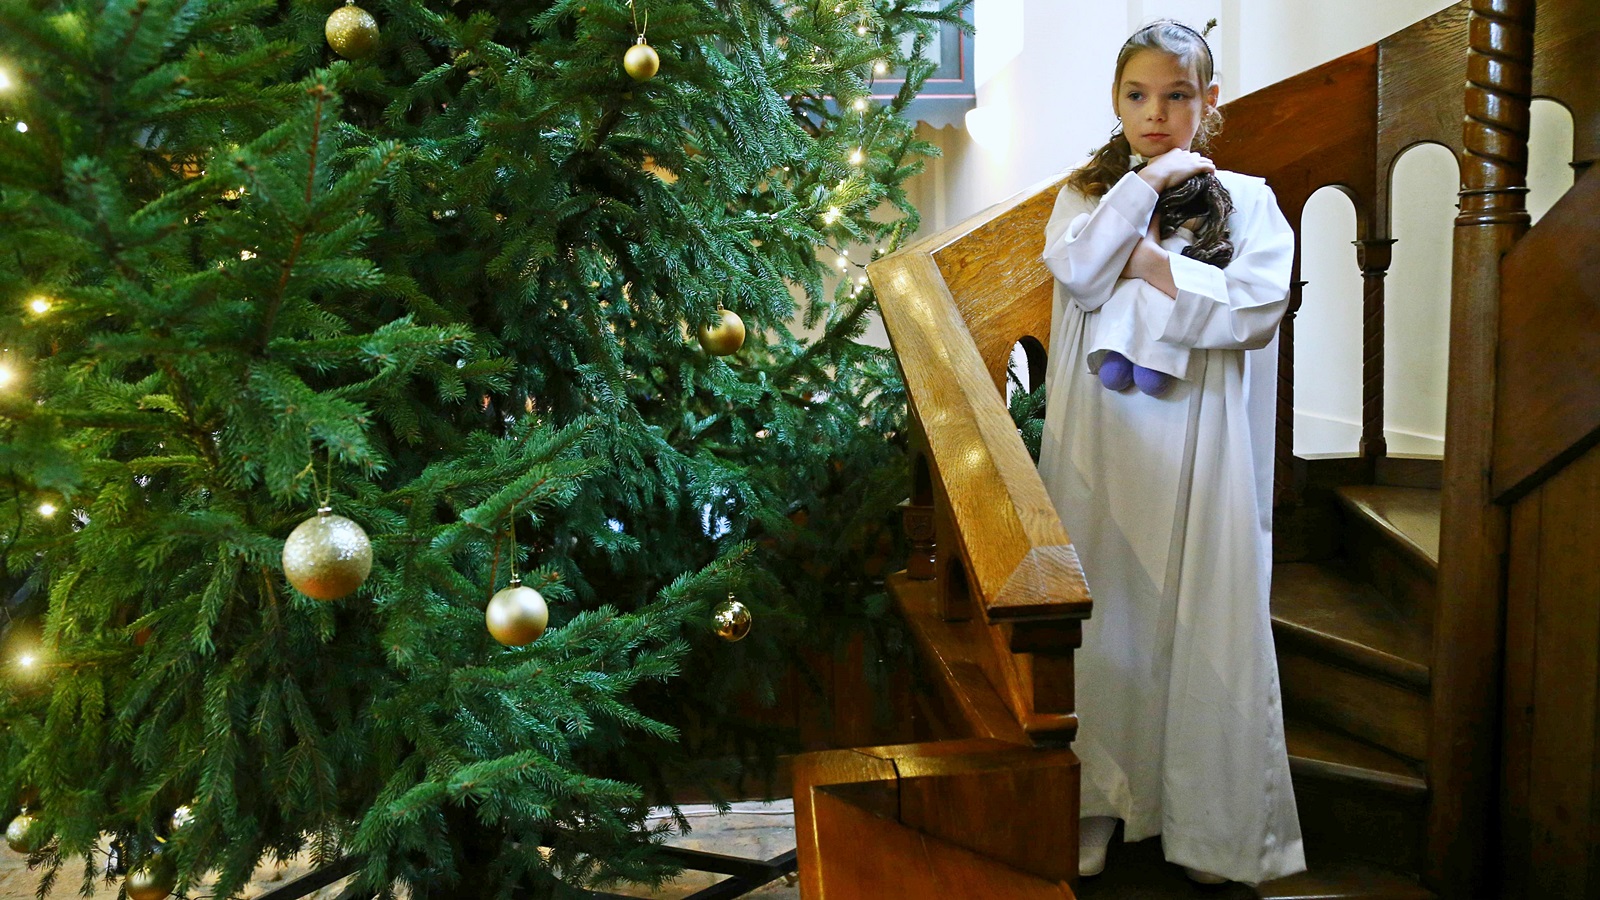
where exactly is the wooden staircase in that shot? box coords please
[1274,481,1438,882]
[791,1,1597,897]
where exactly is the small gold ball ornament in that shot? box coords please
[697,309,746,356]
[712,598,752,642]
[486,577,549,647]
[282,507,373,601]
[624,38,660,81]
[325,3,381,60]
[5,812,39,854]
[126,854,177,900]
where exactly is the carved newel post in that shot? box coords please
[1428,0,1534,894]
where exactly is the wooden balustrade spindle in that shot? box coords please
[1357,239,1398,470]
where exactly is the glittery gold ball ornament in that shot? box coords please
[125,854,177,900]
[712,599,751,642]
[623,38,660,81]
[697,309,746,356]
[486,578,549,647]
[282,507,372,601]
[325,3,380,60]
[5,813,39,854]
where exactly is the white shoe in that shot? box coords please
[1183,866,1229,884]
[1078,816,1116,877]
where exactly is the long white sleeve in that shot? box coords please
[1141,177,1294,351]
[1041,172,1160,312]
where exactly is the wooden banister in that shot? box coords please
[869,175,1092,744]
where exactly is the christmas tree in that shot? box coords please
[0,0,965,895]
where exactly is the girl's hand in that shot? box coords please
[1138,148,1215,193]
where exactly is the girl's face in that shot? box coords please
[1115,49,1220,159]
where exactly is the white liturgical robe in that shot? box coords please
[1038,169,1306,884]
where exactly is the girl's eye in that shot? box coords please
[1170,92,1189,100]
[1128,91,1144,101]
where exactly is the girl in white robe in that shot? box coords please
[1036,20,1306,886]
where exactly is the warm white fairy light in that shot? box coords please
[239,250,256,260]
[15,121,27,133]
[852,98,867,112]
[0,364,14,387]
[856,24,868,36]
[857,276,868,285]
[28,296,50,314]
[874,61,888,75]
[822,206,841,224]
[835,255,849,270]
[16,653,34,668]
[36,502,56,517]
[848,148,864,166]
[0,69,12,91]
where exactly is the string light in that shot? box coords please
[16,653,34,669]
[856,24,868,36]
[0,364,14,387]
[835,255,849,270]
[852,98,867,112]
[848,148,864,166]
[857,276,868,285]
[15,122,27,133]
[0,69,11,91]
[874,61,888,75]
[28,296,50,314]
[36,502,56,517]
[239,250,256,260]
[822,206,841,224]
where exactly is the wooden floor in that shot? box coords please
[0,803,800,900]
[1078,834,1434,900]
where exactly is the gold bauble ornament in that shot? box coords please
[325,3,381,60]
[623,39,660,81]
[126,855,177,900]
[486,578,549,647]
[5,812,38,854]
[697,309,746,356]
[282,507,373,601]
[712,598,751,642]
[168,805,194,834]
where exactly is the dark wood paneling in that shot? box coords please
[1211,47,1379,231]
[1532,0,1600,164]
[1491,166,1600,500]
[1500,446,1600,899]
[1375,2,1472,230]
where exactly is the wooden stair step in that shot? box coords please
[1259,859,1436,899]
[806,785,1075,898]
[1334,486,1440,572]
[1286,716,1425,796]
[1271,562,1431,690]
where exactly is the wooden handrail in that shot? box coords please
[869,176,1091,744]
[869,177,1090,630]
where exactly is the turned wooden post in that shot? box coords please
[1428,0,1533,894]
[1357,239,1397,471]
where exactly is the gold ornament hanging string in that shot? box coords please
[628,0,649,42]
